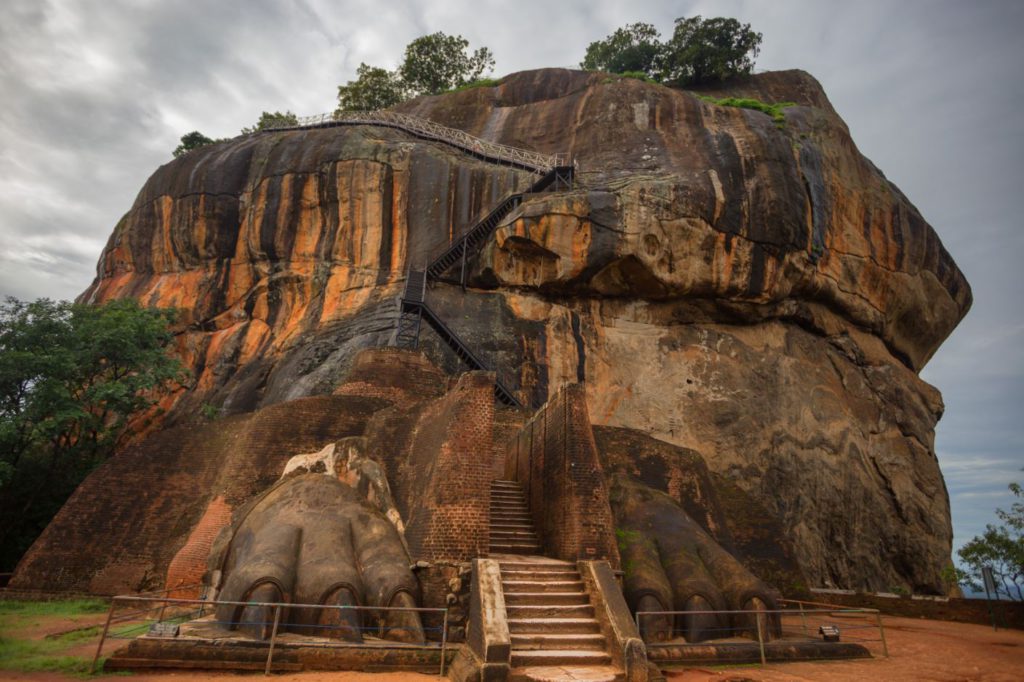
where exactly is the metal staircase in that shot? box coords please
[427,165,574,285]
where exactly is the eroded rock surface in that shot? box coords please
[72,68,970,594]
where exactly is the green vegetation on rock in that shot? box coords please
[336,32,494,112]
[581,15,763,86]
[241,110,299,134]
[698,95,795,124]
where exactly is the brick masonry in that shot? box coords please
[504,383,620,567]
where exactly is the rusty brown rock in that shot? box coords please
[68,68,970,595]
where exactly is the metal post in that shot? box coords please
[440,607,449,678]
[264,604,282,675]
[90,599,117,674]
[756,610,767,666]
[460,240,468,290]
[875,611,889,658]
[799,601,808,637]
[156,596,168,625]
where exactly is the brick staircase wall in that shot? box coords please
[503,384,620,567]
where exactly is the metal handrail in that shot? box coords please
[253,110,568,172]
[91,594,450,676]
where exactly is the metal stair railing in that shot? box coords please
[408,299,521,407]
[254,110,569,174]
[425,164,575,282]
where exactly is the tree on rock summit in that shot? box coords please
[581,15,762,86]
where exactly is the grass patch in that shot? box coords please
[0,599,108,619]
[0,599,110,675]
[697,95,796,125]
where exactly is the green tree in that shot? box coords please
[956,481,1024,601]
[241,110,300,134]
[580,22,664,79]
[661,16,762,86]
[398,32,494,96]
[336,63,408,112]
[173,130,219,157]
[0,298,186,570]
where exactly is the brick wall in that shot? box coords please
[504,384,619,567]
[402,372,494,562]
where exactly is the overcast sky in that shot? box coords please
[1,0,1021,568]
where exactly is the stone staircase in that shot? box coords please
[489,480,541,554]
[500,557,621,681]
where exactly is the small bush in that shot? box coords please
[449,77,502,93]
[619,71,657,83]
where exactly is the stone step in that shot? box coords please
[490,513,533,521]
[498,558,573,568]
[510,633,607,650]
[491,479,522,487]
[502,572,579,584]
[510,649,612,667]
[491,530,539,541]
[507,604,595,619]
[506,618,602,634]
[504,592,589,606]
[491,544,542,555]
[509,667,623,682]
[503,580,585,593]
[490,523,535,532]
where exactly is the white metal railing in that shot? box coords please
[254,110,568,172]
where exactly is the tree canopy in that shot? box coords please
[335,32,494,112]
[580,22,663,80]
[173,130,218,157]
[398,32,494,96]
[0,298,186,570]
[956,480,1024,600]
[580,16,763,86]
[337,63,408,112]
[241,110,299,134]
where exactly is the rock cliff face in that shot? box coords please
[78,68,969,593]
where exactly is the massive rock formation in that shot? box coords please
[32,68,967,596]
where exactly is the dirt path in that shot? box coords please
[665,616,1024,682]
[1,613,1021,681]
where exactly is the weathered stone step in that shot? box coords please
[498,558,573,568]
[491,479,522,488]
[490,522,535,532]
[509,666,623,682]
[503,580,585,593]
[510,649,612,667]
[507,604,595,619]
[491,530,539,541]
[506,617,602,634]
[504,591,589,606]
[491,544,542,555]
[510,633,607,650]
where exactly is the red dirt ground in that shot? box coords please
[0,615,1021,681]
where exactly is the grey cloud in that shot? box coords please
[1,0,1022,568]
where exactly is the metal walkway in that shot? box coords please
[256,110,569,174]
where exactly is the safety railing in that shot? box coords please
[90,593,450,676]
[254,110,569,172]
[637,600,887,666]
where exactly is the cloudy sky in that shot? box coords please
[1,0,1021,567]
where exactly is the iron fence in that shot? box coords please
[636,599,887,666]
[255,110,569,172]
[91,592,450,676]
